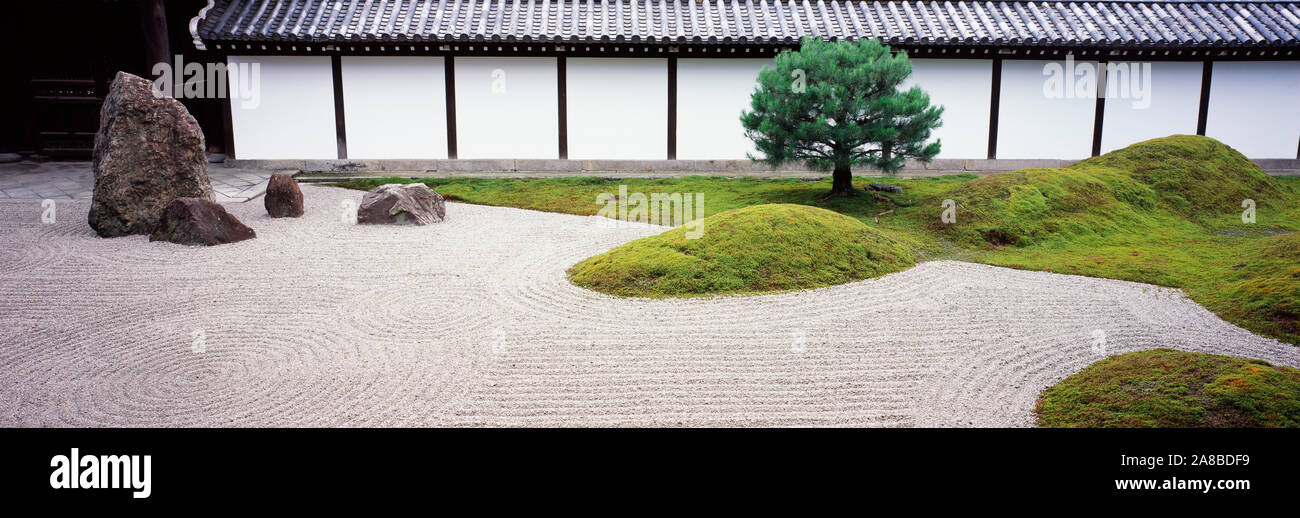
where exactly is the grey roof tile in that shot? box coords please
[193,0,1300,48]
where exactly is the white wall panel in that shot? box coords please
[1100,61,1202,153]
[567,58,667,159]
[227,56,337,159]
[341,57,447,159]
[454,57,558,159]
[1206,61,1300,158]
[676,59,770,159]
[996,59,1098,159]
[905,59,992,158]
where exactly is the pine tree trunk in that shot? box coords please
[829,164,854,196]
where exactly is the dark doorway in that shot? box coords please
[1,0,224,159]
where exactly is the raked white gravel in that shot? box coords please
[1,185,1296,427]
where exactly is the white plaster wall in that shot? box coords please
[340,56,447,159]
[1206,61,1300,158]
[566,58,668,159]
[904,59,992,158]
[227,56,337,159]
[676,58,770,159]
[996,59,1098,159]
[1100,61,1202,153]
[454,57,558,159]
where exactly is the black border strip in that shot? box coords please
[987,57,1001,160]
[445,56,457,159]
[558,55,568,159]
[1196,60,1213,136]
[330,54,348,159]
[667,56,677,160]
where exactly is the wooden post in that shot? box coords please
[445,56,457,159]
[558,56,568,159]
[1196,61,1213,136]
[667,57,677,160]
[1091,60,1107,157]
[139,0,171,77]
[987,57,1002,160]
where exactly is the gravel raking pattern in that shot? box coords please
[1,187,1297,427]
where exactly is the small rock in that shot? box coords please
[150,197,255,246]
[264,174,304,218]
[867,182,904,194]
[357,183,446,225]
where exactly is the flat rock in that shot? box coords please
[357,183,446,225]
[264,174,304,218]
[150,197,255,246]
[867,182,904,194]
[89,72,212,237]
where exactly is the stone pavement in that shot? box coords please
[0,161,277,202]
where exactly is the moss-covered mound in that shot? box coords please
[926,135,1289,248]
[567,204,915,297]
[1036,349,1300,427]
[1081,134,1288,220]
[914,135,1299,343]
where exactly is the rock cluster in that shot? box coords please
[88,72,213,237]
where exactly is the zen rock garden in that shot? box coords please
[86,72,445,247]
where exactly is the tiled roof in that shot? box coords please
[192,0,1300,49]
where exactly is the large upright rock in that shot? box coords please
[150,198,255,246]
[89,71,212,237]
[357,184,447,225]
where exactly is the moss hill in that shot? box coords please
[922,135,1291,248]
[1037,348,1300,427]
[567,204,915,298]
[919,135,1298,343]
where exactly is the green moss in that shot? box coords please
[1036,349,1300,427]
[1077,135,1288,221]
[566,204,915,298]
[912,135,1298,343]
[329,135,1300,343]
[925,165,1168,248]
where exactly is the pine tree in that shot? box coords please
[741,37,943,199]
